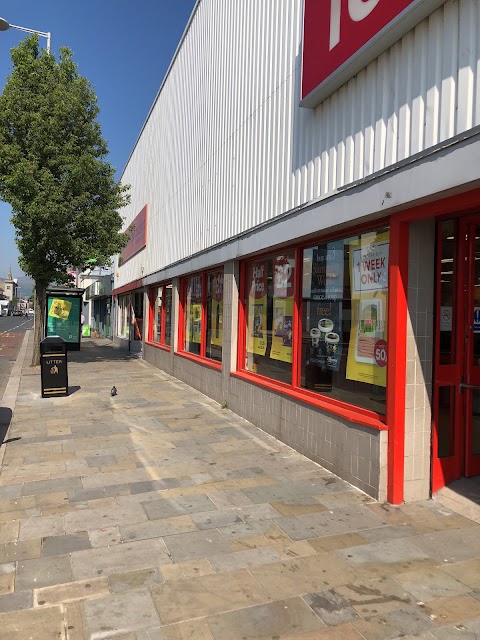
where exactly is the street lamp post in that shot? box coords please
[0,17,51,53]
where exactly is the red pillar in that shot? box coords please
[387,218,409,504]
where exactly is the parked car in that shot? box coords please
[28,308,34,315]
[12,310,23,316]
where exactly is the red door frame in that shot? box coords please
[387,188,480,503]
[386,218,409,504]
[432,214,480,491]
[431,218,464,491]
[464,221,480,478]
[148,287,155,343]
[460,217,480,479]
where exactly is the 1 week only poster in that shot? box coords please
[346,230,389,387]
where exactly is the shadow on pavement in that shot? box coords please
[68,340,140,364]
[68,385,81,395]
[446,477,480,506]
[0,407,13,447]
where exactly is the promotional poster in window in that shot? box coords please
[247,261,268,356]
[270,256,295,364]
[346,231,389,387]
[210,271,223,348]
[306,240,344,372]
[186,276,202,346]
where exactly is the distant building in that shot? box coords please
[0,267,18,302]
[78,266,114,339]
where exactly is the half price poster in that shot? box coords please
[270,257,295,363]
[247,261,267,356]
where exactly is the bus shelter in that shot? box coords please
[45,287,85,351]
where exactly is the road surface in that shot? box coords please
[0,316,32,401]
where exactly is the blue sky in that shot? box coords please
[0,0,197,279]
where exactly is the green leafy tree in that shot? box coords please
[0,36,130,365]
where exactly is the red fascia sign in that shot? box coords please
[119,205,147,265]
[301,0,448,108]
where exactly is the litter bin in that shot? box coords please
[40,336,68,398]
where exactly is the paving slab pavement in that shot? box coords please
[0,334,480,639]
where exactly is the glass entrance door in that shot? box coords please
[433,216,480,492]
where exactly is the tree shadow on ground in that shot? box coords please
[68,340,141,364]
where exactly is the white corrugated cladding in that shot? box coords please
[117,0,480,287]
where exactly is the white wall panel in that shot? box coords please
[116,0,480,288]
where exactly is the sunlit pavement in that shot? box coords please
[0,335,480,639]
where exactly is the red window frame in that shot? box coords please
[177,269,223,370]
[147,283,172,350]
[235,222,391,432]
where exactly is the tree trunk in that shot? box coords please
[31,281,46,366]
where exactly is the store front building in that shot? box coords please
[113,0,480,502]
[82,272,114,338]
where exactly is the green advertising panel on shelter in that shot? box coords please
[45,288,84,351]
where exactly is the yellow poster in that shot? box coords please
[346,231,389,387]
[187,303,202,344]
[210,271,223,347]
[48,298,72,320]
[270,256,295,363]
[270,296,294,363]
[211,299,223,346]
[247,261,267,356]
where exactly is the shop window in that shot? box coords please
[181,269,223,363]
[184,275,203,356]
[240,226,389,415]
[150,284,172,347]
[244,253,295,384]
[206,272,223,362]
[301,228,389,413]
[133,292,144,341]
[116,294,130,339]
